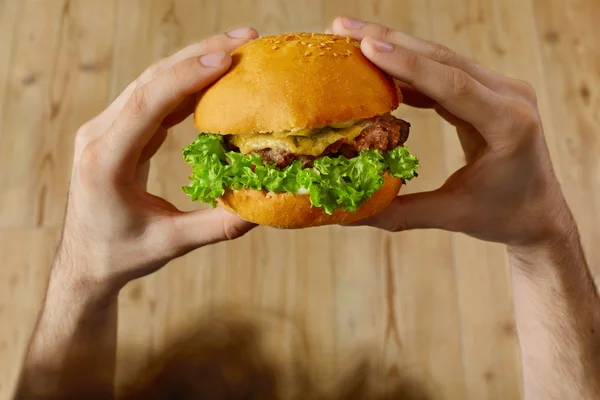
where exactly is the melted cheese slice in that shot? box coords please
[229,121,368,156]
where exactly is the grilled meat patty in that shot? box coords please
[227,115,410,168]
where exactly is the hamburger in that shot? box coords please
[182,33,419,229]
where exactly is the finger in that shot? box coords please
[435,106,487,163]
[331,17,513,95]
[396,81,437,109]
[326,24,436,109]
[361,37,506,136]
[98,28,258,126]
[165,208,256,256]
[103,52,232,175]
[161,94,196,129]
[352,190,465,231]
[135,160,151,189]
[139,126,168,163]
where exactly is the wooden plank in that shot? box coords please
[0,228,58,398]
[2,1,599,399]
[0,0,22,134]
[0,0,116,228]
[110,1,168,391]
[323,1,468,398]
[0,0,67,228]
[427,0,524,398]
[217,0,324,35]
[377,115,466,399]
[529,0,600,278]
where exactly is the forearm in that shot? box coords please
[15,252,119,399]
[509,226,600,399]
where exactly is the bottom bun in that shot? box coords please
[217,173,402,229]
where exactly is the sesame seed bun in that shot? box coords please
[194,33,401,135]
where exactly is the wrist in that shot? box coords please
[22,249,119,399]
[47,267,119,311]
[508,210,587,283]
[511,189,577,252]
[50,240,122,306]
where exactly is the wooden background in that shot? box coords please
[1,0,599,398]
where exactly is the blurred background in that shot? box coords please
[0,0,598,399]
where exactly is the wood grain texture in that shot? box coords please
[428,0,523,397]
[1,0,599,399]
[0,0,116,228]
[0,0,21,135]
[530,0,600,278]
[0,228,58,396]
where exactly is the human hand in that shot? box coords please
[58,28,259,294]
[329,17,573,246]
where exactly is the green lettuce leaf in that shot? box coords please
[383,146,420,180]
[182,134,419,214]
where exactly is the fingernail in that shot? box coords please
[227,27,251,38]
[341,16,365,29]
[369,38,394,52]
[200,51,226,67]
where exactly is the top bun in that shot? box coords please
[194,33,401,135]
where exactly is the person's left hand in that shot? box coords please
[58,28,259,294]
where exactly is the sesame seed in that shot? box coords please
[272,45,279,50]
[275,40,281,44]
[325,47,331,50]
[305,51,311,56]
[346,37,351,43]
[319,52,325,56]
[307,43,313,47]
[333,52,338,57]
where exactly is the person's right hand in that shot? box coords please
[57,29,259,294]
[329,17,573,246]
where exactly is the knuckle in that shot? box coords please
[78,141,104,184]
[381,199,407,232]
[170,61,186,85]
[400,49,423,77]
[429,42,457,64]
[166,61,192,99]
[379,25,394,41]
[222,219,245,241]
[75,122,93,143]
[147,61,162,75]
[74,122,97,153]
[144,62,162,79]
[515,80,538,104]
[135,61,162,87]
[449,69,472,96]
[510,102,540,132]
[126,86,147,116]
[390,216,408,232]
[495,102,541,153]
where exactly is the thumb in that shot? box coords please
[353,189,464,232]
[167,208,256,256]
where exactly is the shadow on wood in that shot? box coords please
[119,311,433,400]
